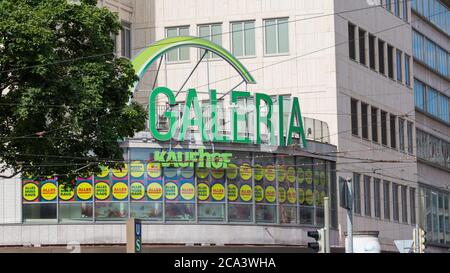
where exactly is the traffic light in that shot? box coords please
[418,228,427,253]
[307,229,325,253]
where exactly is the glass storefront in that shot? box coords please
[420,186,450,245]
[21,148,336,228]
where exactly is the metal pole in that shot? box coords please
[346,178,353,253]
[324,197,330,253]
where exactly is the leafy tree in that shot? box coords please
[0,0,146,183]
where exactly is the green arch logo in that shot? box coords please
[131,36,256,92]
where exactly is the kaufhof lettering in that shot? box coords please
[154,148,232,169]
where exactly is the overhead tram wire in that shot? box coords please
[0,0,417,75]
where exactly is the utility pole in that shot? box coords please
[346,178,353,253]
[324,197,331,253]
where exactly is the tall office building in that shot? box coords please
[411,0,450,253]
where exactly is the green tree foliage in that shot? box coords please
[0,0,146,183]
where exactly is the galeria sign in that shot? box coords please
[149,87,307,147]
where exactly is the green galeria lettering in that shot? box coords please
[231,91,252,144]
[255,93,275,145]
[286,97,307,148]
[149,87,176,141]
[179,88,209,142]
[210,90,230,143]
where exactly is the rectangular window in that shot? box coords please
[388,45,394,79]
[425,38,436,70]
[348,23,356,61]
[403,0,408,21]
[383,181,391,220]
[374,178,381,218]
[371,107,379,143]
[427,87,439,116]
[399,118,405,152]
[381,111,388,145]
[378,40,385,74]
[385,0,392,11]
[359,28,366,65]
[166,26,190,62]
[390,114,397,149]
[353,173,362,215]
[401,186,408,223]
[121,22,131,59]
[396,49,403,82]
[393,183,399,221]
[394,0,400,17]
[199,24,222,59]
[407,121,414,154]
[413,31,424,62]
[438,94,449,122]
[414,79,425,110]
[364,176,372,217]
[351,98,359,136]
[361,102,369,139]
[410,188,416,225]
[405,55,411,86]
[369,34,376,70]
[231,21,256,57]
[264,18,289,55]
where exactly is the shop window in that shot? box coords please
[197,152,226,222]
[279,157,297,224]
[59,203,93,222]
[95,202,129,221]
[314,159,328,227]
[255,154,277,224]
[131,202,163,221]
[299,157,314,225]
[227,152,253,222]
[165,203,195,221]
[23,203,57,222]
[164,153,195,222]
